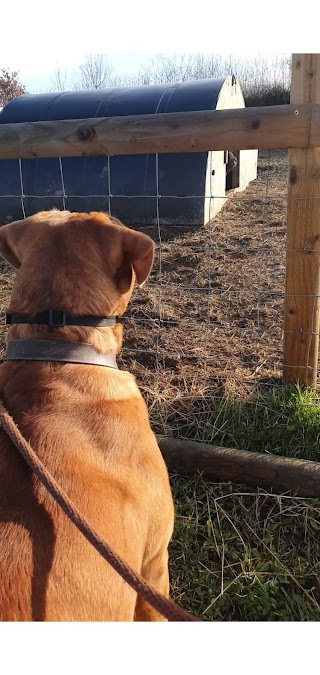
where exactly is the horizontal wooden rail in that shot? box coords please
[157,436,320,497]
[0,103,320,160]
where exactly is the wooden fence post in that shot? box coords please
[283,54,320,386]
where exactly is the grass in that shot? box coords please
[194,384,320,461]
[166,385,320,621]
[165,386,320,621]
[169,475,320,621]
[147,383,320,463]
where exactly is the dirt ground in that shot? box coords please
[0,150,288,434]
[119,150,288,416]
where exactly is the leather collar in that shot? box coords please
[6,309,119,328]
[3,339,118,369]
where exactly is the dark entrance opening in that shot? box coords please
[226,150,240,191]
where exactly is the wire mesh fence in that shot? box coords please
[0,148,297,438]
[1,146,320,624]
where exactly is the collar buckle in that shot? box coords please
[48,309,67,327]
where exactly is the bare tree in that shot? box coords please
[64,52,291,107]
[128,52,291,106]
[136,53,227,85]
[75,54,115,90]
[0,68,26,106]
[49,66,69,92]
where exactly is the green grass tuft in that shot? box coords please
[169,474,320,621]
[167,385,320,620]
[185,385,320,462]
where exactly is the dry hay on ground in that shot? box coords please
[119,150,289,432]
[0,150,289,435]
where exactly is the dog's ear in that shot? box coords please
[0,219,37,269]
[121,227,154,288]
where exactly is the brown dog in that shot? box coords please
[0,210,174,621]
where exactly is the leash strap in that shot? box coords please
[0,400,199,622]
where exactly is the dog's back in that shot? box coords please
[0,211,174,621]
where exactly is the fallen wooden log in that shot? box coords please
[157,437,320,497]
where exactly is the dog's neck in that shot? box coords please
[6,324,123,355]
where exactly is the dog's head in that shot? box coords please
[0,210,154,318]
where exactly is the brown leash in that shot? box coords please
[0,400,200,622]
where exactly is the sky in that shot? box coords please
[0,0,317,94]
[16,54,153,93]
